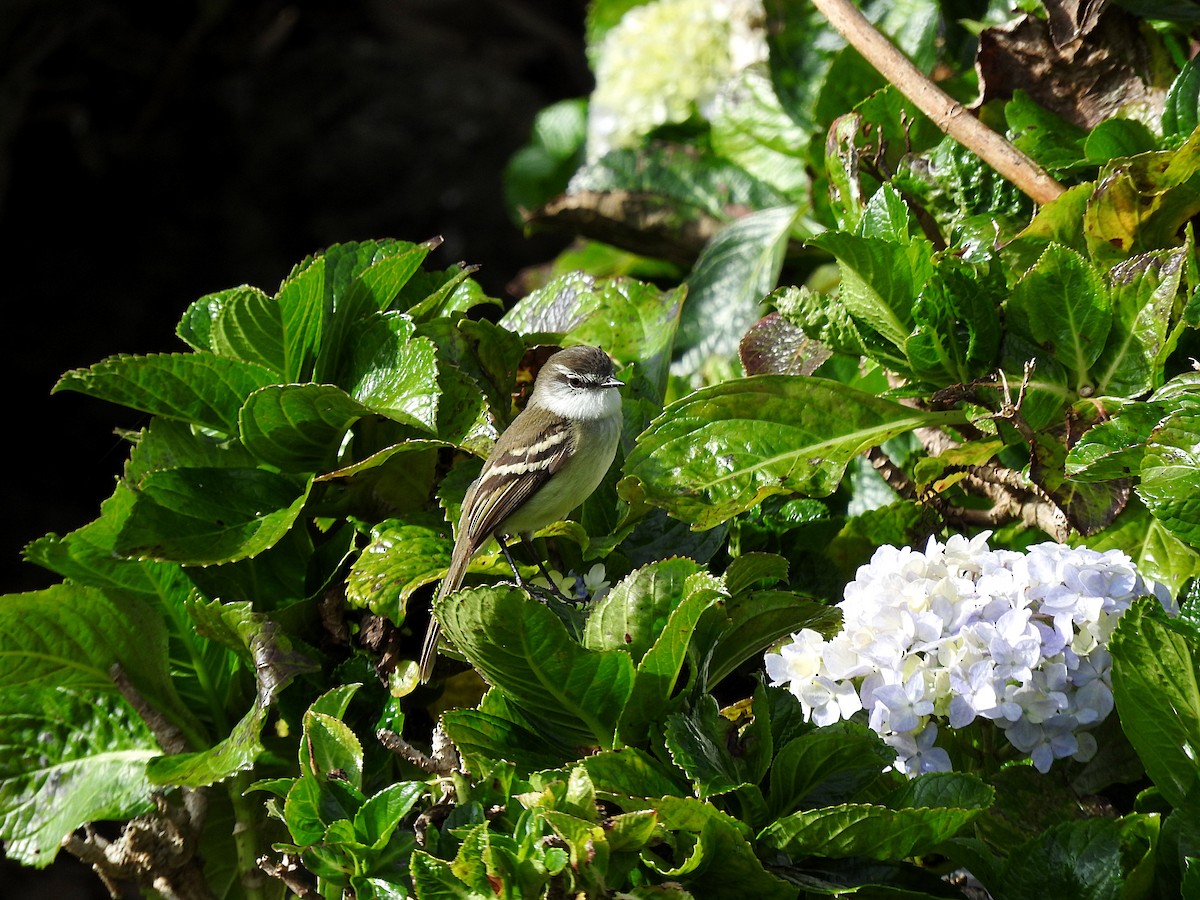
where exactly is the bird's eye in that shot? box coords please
[565,373,584,387]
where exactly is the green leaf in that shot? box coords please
[1005,244,1111,391]
[309,684,361,720]
[276,252,328,382]
[442,708,577,775]
[24,485,184,599]
[702,590,841,688]
[675,206,799,375]
[283,773,365,848]
[116,467,312,565]
[857,183,916,242]
[187,523,340,613]
[313,239,438,383]
[403,263,491,323]
[410,849,485,898]
[583,558,706,660]
[504,98,587,220]
[617,581,724,742]
[54,352,277,436]
[1006,91,1088,171]
[211,285,286,373]
[0,583,192,733]
[984,817,1154,900]
[1164,55,1200,140]
[146,702,267,788]
[1084,119,1159,164]
[649,796,795,899]
[239,383,371,472]
[346,315,440,432]
[709,67,811,196]
[184,596,318,702]
[767,726,893,818]
[354,781,425,849]
[664,696,760,799]
[605,808,659,853]
[176,288,226,352]
[435,585,635,748]
[806,229,934,357]
[567,142,790,228]
[1139,406,1200,548]
[763,0,842,137]
[1111,597,1200,808]
[1066,402,1170,482]
[625,375,964,529]
[773,283,873,361]
[302,711,364,789]
[148,599,316,787]
[906,261,1002,384]
[579,747,688,801]
[0,689,158,867]
[345,522,451,621]
[723,553,788,594]
[421,317,525,422]
[998,333,1071,431]
[1095,247,1188,397]
[759,772,992,859]
[124,415,258,478]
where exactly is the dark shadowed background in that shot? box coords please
[1,0,587,894]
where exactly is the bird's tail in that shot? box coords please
[418,544,472,683]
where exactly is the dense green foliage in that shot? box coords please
[5,1,1200,898]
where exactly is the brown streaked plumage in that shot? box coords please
[419,346,623,682]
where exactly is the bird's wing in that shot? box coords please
[460,410,574,542]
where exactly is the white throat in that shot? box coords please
[540,381,622,420]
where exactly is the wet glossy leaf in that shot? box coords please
[435,585,635,748]
[759,772,992,859]
[675,206,799,376]
[346,315,440,432]
[115,468,312,565]
[344,522,451,621]
[0,689,158,867]
[1139,406,1200,547]
[1005,244,1111,391]
[54,352,276,436]
[239,383,371,472]
[1112,598,1200,809]
[625,375,964,529]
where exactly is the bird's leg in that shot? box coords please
[494,533,577,604]
[520,534,586,605]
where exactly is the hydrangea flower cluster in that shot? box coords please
[586,0,767,159]
[765,534,1176,776]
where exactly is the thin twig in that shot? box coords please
[810,0,1066,205]
[866,446,917,499]
[110,664,190,755]
[377,728,455,776]
[258,853,317,898]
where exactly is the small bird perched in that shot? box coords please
[418,345,625,682]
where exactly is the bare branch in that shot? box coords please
[258,852,317,898]
[810,0,1065,205]
[62,793,213,900]
[866,446,917,499]
[110,664,190,755]
[378,728,455,776]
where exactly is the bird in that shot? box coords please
[418,345,624,682]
